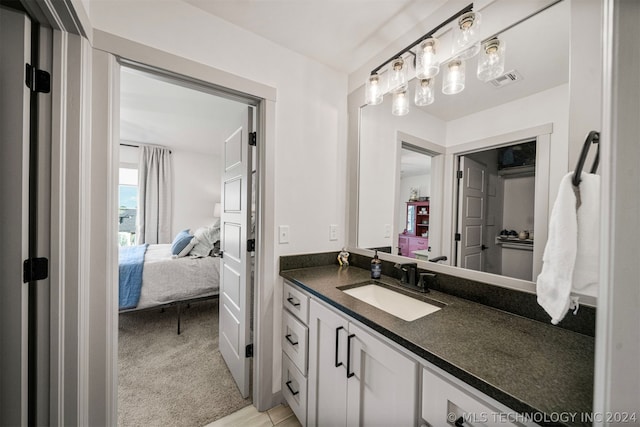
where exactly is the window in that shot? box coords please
[119,167,138,246]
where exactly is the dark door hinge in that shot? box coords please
[249,132,257,146]
[23,257,49,283]
[454,233,461,242]
[25,64,50,94]
[219,250,224,259]
[247,239,256,252]
[457,170,463,179]
[245,343,254,358]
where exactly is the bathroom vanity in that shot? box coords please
[280,254,594,427]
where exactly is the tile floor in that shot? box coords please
[204,404,301,427]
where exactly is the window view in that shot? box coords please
[119,167,138,246]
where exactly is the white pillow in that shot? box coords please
[189,221,220,257]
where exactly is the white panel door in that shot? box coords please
[219,107,253,398]
[457,157,487,271]
[307,300,349,427]
[0,6,31,425]
[346,322,418,427]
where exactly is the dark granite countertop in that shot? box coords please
[281,264,594,426]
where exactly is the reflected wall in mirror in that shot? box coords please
[358,99,445,257]
[356,0,578,283]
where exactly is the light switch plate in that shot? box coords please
[279,225,290,244]
[384,224,391,238]
[329,224,338,241]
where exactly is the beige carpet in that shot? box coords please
[118,300,251,427]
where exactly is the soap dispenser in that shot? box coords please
[371,250,382,279]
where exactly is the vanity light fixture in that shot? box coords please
[363,3,477,109]
[392,89,410,116]
[442,59,465,95]
[415,38,440,79]
[452,11,482,59]
[365,73,384,105]
[414,78,435,106]
[477,37,506,82]
[388,57,408,94]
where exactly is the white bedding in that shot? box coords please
[136,244,220,309]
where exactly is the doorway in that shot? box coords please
[116,62,259,425]
[456,140,536,280]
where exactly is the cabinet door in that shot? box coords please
[346,322,419,427]
[307,300,349,427]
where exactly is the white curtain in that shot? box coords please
[136,145,172,244]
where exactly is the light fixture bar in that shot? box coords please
[370,3,474,75]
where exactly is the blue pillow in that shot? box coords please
[170,229,194,255]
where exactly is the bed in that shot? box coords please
[119,223,221,334]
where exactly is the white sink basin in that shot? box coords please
[342,284,442,321]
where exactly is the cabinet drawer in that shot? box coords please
[422,368,519,427]
[283,280,309,324]
[282,309,308,375]
[410,238,429,251]
[282,352,307,426]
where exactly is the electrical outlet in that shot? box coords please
[329,224,338,241]
[279,225,290,244]
[384,224,391,238]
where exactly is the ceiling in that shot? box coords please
[119,0,569,153]
[183,0,448,74]
[120,67,248,156]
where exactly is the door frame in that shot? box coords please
[393,132,445,258]
[89,34,279,419]
[442,124,552,283]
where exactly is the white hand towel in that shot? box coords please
[536,172,599,324]
[572,173,600,295]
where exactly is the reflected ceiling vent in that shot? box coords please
[489,70,523,87]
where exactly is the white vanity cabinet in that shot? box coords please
[421,366,524,427]
[282,281,310,425]
[282,279,528,427]
[307,299,419,427]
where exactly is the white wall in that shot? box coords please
[359,97,445,249]
[502,176,535,232]
[88,0,348,400]
[172,149,220,235]
[501,175,535,280]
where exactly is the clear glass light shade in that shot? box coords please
[442,59,465,95]
[414,78,435,106]
[388,57,408,94]
[415,38,440,79]
[365,74,384,105]
[477,38,506,82]
[452,11,481,59]
[392,90,409,116]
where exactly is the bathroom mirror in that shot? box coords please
[356,0,576,283]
